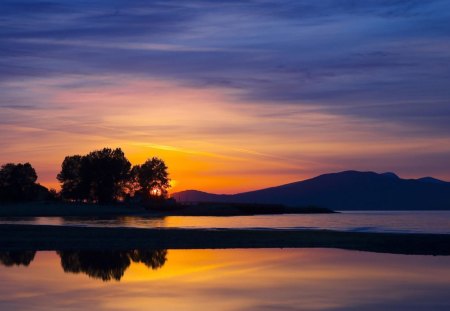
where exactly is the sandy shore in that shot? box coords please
[0,224,449,255]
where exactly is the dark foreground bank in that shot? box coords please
[1,224,449,255]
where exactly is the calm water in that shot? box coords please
[0,248,449,310]
[1,211,450,233]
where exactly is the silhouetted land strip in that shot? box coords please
[0,202,146,217]
[158,202,334,216]
[173,171,450,210]
[0,202,334,217]
[0,224,449,256]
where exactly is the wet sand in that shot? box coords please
[1,224,449,255]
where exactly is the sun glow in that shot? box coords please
[150,188,162,196]
[3,75,450,195]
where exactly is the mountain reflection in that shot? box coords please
[0,251,36,266]
[0,250,167,281]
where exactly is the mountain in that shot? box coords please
[172,171,450,210]
[416,177,447,184]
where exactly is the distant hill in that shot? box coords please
[416,177,448,184]
[172,171,450,210]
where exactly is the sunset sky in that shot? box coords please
[1,1,450,193]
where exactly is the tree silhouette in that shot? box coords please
[0,163,39,201]
[0,251,36,266]
[81,148,131,203]
[57,155,85,201]
[57,148,172,204]
[57,148,131,203]
[128,249,167,269]
[58,251,131,281]
[132,157,170,200]
[57,249,167,281]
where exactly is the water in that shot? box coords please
[1,211,450,234]
[0,248,449,310]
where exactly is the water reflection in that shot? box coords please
[2,211,450,233]
[0,249,449,310]
[0,250,167,281]
[61,216,167,228]
[0,251,35,267]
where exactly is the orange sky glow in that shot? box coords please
[1,1,450,195]
[2,76,449,194]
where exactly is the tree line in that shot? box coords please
[0,147,170,204]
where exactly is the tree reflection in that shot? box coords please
[129,249,167,269]
[57,249,167,281]
[0,251,36,266]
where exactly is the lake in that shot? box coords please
[1,211,449,234]
[1,248,449,310]
[1,211,449,309]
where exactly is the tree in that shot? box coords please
[82,148,131,203]
[57,148,171,204]
[57,148,131,203]
[132,157,170,200]
[0,163,38,201]
[57,155,85,201]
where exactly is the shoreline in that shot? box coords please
[1,224,449,256]
[0,202,335,217]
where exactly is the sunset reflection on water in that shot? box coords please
[1,211,450,234]
[0,248,449,310]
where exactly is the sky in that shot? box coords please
[1,0,450,193]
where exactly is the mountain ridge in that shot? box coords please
[172,171,450,210]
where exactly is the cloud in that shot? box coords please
[1,1,449,133]
[1,0,450,188]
